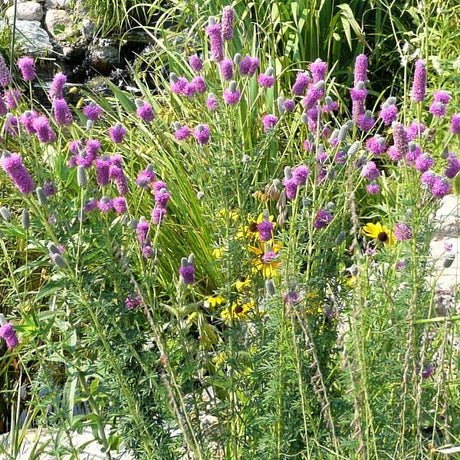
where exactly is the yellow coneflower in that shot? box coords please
[248,242,283,278]
[362,222,395,245]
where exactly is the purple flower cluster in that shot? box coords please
[205,20,224,62]
[84,103,102,121]
[291,71,310,96]
[194,124,211,144]
[222,6,235,41]
[174,124,191,140]
[394,223,412,241]
[136,101,155,122]
[17,56,36,81]
[189,54,203,72]
[53,98,73,126]
[136,165,156,188]
[258,218,274,242]
[258,68,275,88]
[263,114,278,132]
[379,97,398,125]
[152,180,170,224]
[410,60,427,103]
[239,56,259,77]
[179,255,195,285]
[0,322,19,349]
[49,72,67,100]
[1,152,35,194]
[109,123,127,144]
[33,116,55,143]
[0,53,13,87]
[220,58,234,80]
[313,209,333,229]
[224,81,240,104]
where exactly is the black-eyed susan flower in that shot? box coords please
[362,222,395,245]
[204,295,226,309]
[248,242,282,278]
[234,275,251,292]
[221,300,255,322]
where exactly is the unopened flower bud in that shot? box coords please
[22,209,30,229]
[443,253,455,268]
[0,206,11,221]
[36,187,47,206]
[265,279,276,296]
[77,165,87,187]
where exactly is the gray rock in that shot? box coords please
[45,0,69,7]
[82,18,95,41]
[6,2,44,22]
[45,8,73,40]
[88,40,120,74]
[13,20,52,54]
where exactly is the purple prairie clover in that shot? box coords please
[313,209,333,229]
[379,98,398,125]
[310,58,327,83]
[351,81,367,102]
[152,206,167,224]
[258,67,275,88]
[258,214,274,241]
[223,81,240,104]
[191,76,206,93]
[170,73,187,94]
[43,180,57,197]
[354,54,368,86]
[5,115,18,136]
[429,101,447,117]
[361,161,380,181]
[125,293,141,309]
[422,364,434,379]
[136,165,156,188]
[283,166,298,199]
[421,170,436,188]
[220,58,234,80]
[352,100,365,123]
[292,71,310,96]
[0,54,13,87]
[366,182,380,194]
[174,124,191,140]
[5,89,20,109]
[98,196,113,212]
[415,153,434,172]
[136,101,155,122]
[179,257,195,285]
[405,122,426,141]
[0,323,19,349]
[182,82,196,98]
[410,60,427,102]
[444,153,460,179]
[33,116,55,143]
[18,56,35,81]
[206,93,219,111]
[302,81,325,109]
[394,223,412,241]
[406,142,422,162]
[430,176,451,198]
[262,114,278,132]
[239,56,259,76]
[292,165,309,186]
[366,136,387,155]
[20,110,38,134]
[53,98,73,125]
[95,156,111,185]
[153,180,167,193]
[141,243,154,258]
[113,196,127,213]
[49,72,67,99]
[84,199,97,213]
[433,90,451,104]
[322,96,339,112]
[109,123,126,144]
[283,98,295,112]
[110,165,129,195]
[222,5,235,41]
[449,114,460,134]
[155,187,170,208]
[194,124,210,145]
[189,54,203,72]
[357,110,375,131]
[1,152,35,194]
[205,19,224,62]
[136,218,150,243]
[83,103,102,121]
[0,95,7,116]
[392,122,409,159]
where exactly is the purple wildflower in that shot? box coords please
[220,58,234,80]
[313,209,333,229]
[292,165,309,186]
[84,199,97,213]
[361,161,380,181]
[49,72,67,100]
[5,89,20,109]
[310,58,327,83]
[258,219,274,242]
[0,95,7,116]
[406,142,422,162]
[292,71,310,96]
[33,116,55,143]
[422,364,434,379]
[414,153,434,172]
[174,125,191,140]
[405,122,426,141]
[357,110,375,131]
[5,115,18,136]
[136,166,156,188]
[154,187,170,208]
[20,110,38,134]
[444,153,460,179]
[222,6,235,41]
[0,54,13,87]
[109,123,126,144]
[429,101,447,117]
[206,93,219,111]
[366,136,386,155]
[420,170,436,188]
[95,156,111,185]
[430,176,451,198]
[283,177,298,199]
[392,122,409,159]
[179,262,195,285]
[53,98,73,125]
[410,60,427,102]
[84,103,102,121]
[17,56,35,81]
[1,153,35,194]
[136,219,150,243]
[0,323,19,349]
[153,181,167,193]
[189,54,203,72]
[113,196,127,213]
[394,223,412,241]
[224,81,240,104]
[433,90,450,104]
[449,114,460,134]
[366,182,380,194]
[98,197,113,212]
[125,294,141,309]
[302,81,325,109]
[194,124,210,145]
[191,76,206,93]
[152,207,167,224]
[110,164,129,195]
[322,97,339,112]
[136,102,155,122]
[283,99,295,112]
[239,56,259,76]
[379,98,398,125]
[205,20,224,62]
[262,114,278,132]
[170,74,187,94]
[43,180,57,196]
[354,54,368,86]
[258,68,275,88]
[141,243,154,258]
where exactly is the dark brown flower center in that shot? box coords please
[249,222,258,232]
[377,231,388,242]
[234,305,244,314]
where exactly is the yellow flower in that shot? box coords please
[362,222,395,245]
[204,295,226,309]
[234,276,251,292]
[237,212,275,241]
[212,247,226,259]
[248,242,282,278]
[221,300,255,322]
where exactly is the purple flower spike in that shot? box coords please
[136,166,156,188]
[292,165,309,186]
[430,176,451,198]
[95,156,111,186]
[0,53,13,87]
[222,6,235,41]
[262,114,278,132]
[224,81,240,105]
[136,102,155,122]
[0,95,7,116]
[313,209,333,229]
[53,98,73,125]
[292,71,310,96]
[110,165,129,196]
[239,56,259,76]
[179,262,195,285]
[433,90,450,104]
[136,219,150,243]
[366,136,387,156]
[410,60,427,103]
[152,207,167,224]
[33,116,55,143]
[220,58,234,81]
[194,124,210,145]
[353,54,368,86]
[18,56,36,81]
[283,99,295,112]
[191,76,206,93]
[394,223,412,241]
[83,103,102,121]
[0,323,19,349]
[5,89,21,109]
[258,219,274,242]
[449,114,460,134]
[366,182,380,194]
[20,110,38,134]
[113,196,128,213]
[444,153,460,179]
[429,101,447,118]
[5,115,18,136]
[174,125,191,140]
[1,152,35,194]
[155,188,171,208]
[189,54,203,72]
[205,20,224,62]
[392,122,409,159]
[357,110,375,131]
[380,98,398,126]
[98,197,113,212]
[415,153,434,172]
[206,93,219,111]
[170,74,187,94]
[258,68,275,88]
[109,123,127,144]
[49,72,67,100]
[310,58,327,83]
[361,161,380,181]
